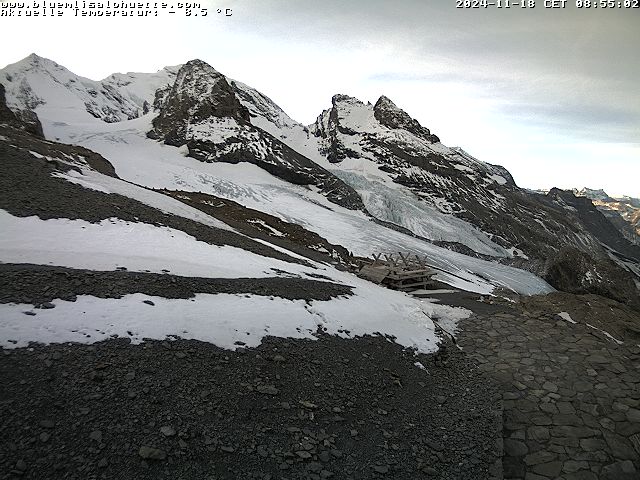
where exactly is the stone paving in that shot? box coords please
[455,298,640,480]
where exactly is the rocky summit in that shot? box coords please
[0,54,638,479]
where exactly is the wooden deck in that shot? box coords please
[356,253,437,292]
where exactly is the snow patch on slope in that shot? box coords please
[0,286,440,353]
[0,211,304,279]
[53,167,232,231]
[558,311,576,324]
[420,299,472,337]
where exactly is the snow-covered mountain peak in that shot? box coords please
[102,64,182,83]
[331,94,376,129]
[310,92,443,155]
[310,90,448,166]
[173,59,225,92]
[144,60,365,211]
[166,59,249,121]
[229,79,300,132]
[315,93,439,144]
[147,59,251,146]
[331,93,363,105]
[3,53,71,77]
[1,53,142,126]
[10,53,61,73]
[2,53,74,110]
[101,65,180,113]
[575,187,613,202]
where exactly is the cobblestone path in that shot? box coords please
[454,297,640,480]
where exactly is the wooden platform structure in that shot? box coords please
[356,253,437,292]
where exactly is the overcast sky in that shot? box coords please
[1,0,638,196]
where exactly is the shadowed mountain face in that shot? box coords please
[149,60,251,145]
[548,188,640,262]
[373,95,441,144]
[0,83,43,138]
[573,188,640,243]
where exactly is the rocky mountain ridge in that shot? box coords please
[574,188,640,243]
[304,90,639,304]
[1,54,638,307]
[147,60,364,211]
[534,187,640,243]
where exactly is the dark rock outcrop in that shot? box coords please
[0,83,16,123]
[576,188,640,242]
[0,83,44,138]
[149,60,250,145]
[310,94,363,163]
[159,189,354,267]
[373,95,439,143]
[544,247,639,310]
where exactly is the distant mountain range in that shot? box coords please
[533,187,640,245]
[574,188,640,243]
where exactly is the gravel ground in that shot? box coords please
[0,263,353,305]
[0,334,502,480]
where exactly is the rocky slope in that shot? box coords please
[547,189,640,261]
[0,83,43,137]
[306,94,640,304]
[0,334,503,480]
[574,188,640,243]
[455,289,640,480]
[102,64,180,115]
[148,60,364,211]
